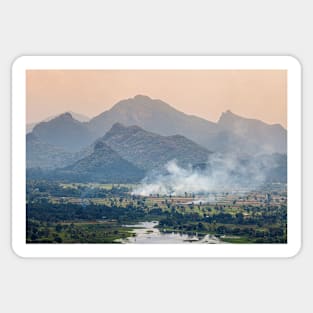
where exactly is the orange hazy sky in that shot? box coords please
[26,70,287,128]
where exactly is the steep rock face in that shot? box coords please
[32,112,93,152]
[99,123,212,171]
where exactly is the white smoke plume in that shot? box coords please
[131,153,279,197]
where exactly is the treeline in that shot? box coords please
[26,219,133,244]
[27,180,130,199]
[159,219,286,243]
[27,200,146,224]
[27,199,287,243]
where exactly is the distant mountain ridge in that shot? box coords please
[31,112,93,152]
[26,133,75,169]
[54,140,145,183]
[28,95,286,156]
[26,95,287,185]
[26,132,92,170]
[99,123,212,171]
[88,95,218,148]
[218,110,286,154]
[27,111,90,133]
[87,95,286,155]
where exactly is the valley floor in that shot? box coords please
[26,181,287,244]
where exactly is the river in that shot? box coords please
[116,221,221,244]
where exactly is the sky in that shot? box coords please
[26,70,287,128]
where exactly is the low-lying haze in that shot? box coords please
[132,153,280,196]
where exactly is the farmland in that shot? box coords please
[26,180,287,244]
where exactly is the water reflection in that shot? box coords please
[117,221,221,244]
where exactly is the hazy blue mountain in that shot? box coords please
[28,95,287,159]
[42,111,91,123]
[50,140,145,183]
[27,123,286,184]
[26,133,75,169]
[67,111,90,122]
[26,123,36,134]
[255,153,287,183]
[88,95,286,155]
[218,110,287,154]
[99,123,212,171]
[88,94,216,145]
[26,133,93,170]
[26,111,90,134]
[28,123,212,183]
[32,112,93,152]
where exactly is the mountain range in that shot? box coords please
[87,95,286,155]
[29,95,286,155]
[26,95,287,183]
[27,123,213,182]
